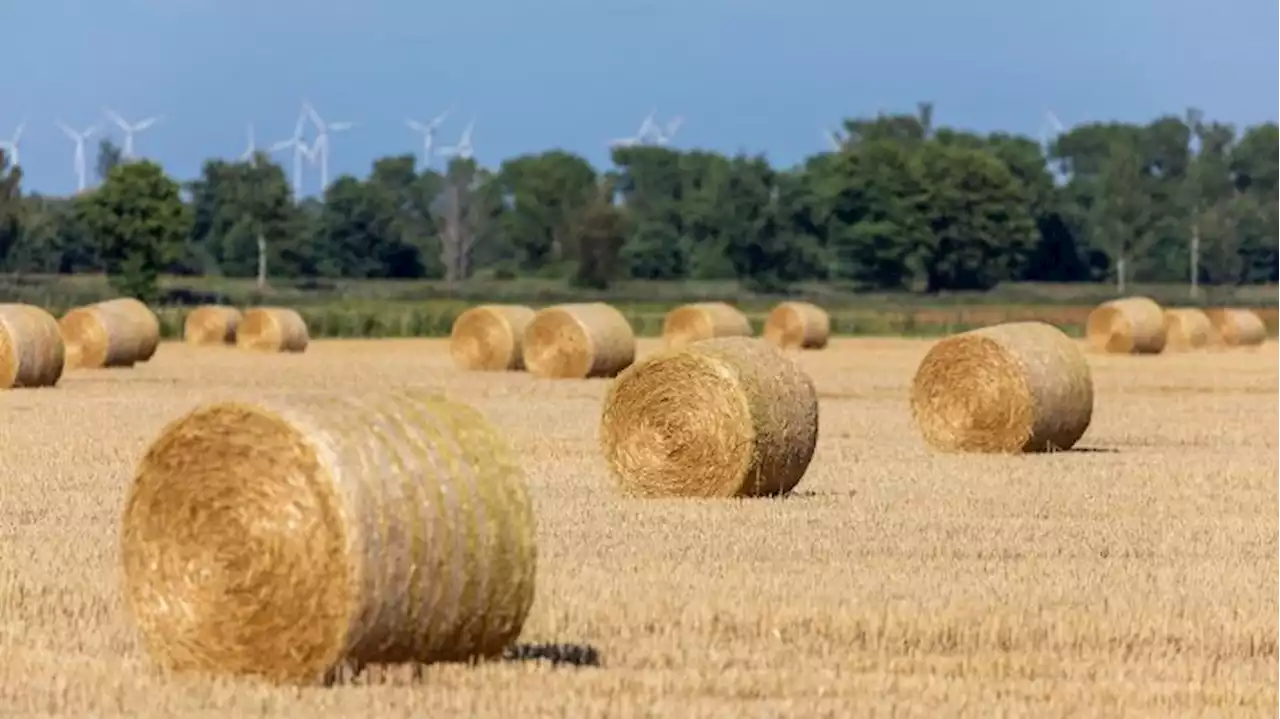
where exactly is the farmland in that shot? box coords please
[0,336,1276,716]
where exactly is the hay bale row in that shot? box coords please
[662,302,752,348]
[1206,308,1267,347]
[451,304,536,371]
[1086,296,1166,355]
[0,303,65,389]
[763,301,830,351]
[237,307,309,353]
[1162,308,1212,351]
[522,303,635,379]
[184,305,242,346]
[60,297,161,370]
[121,391,536,685]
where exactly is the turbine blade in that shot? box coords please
[103,107,128,129]
[56,120,76,139]
[407,119,424,131]
[13,121,25,143]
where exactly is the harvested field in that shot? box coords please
[0,337,1276,717]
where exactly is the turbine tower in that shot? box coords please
[56,120,98,193]
[437,119,475,161]
[303,101,356,191]
[241,122,257,163]
[103,107,162,159]
[406,108,450,169]
[269,110,312,201]
[0,120,25,167]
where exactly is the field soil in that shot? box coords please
[1,337,1276,717]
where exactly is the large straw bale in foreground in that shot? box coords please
[600,337,819,498]
[910,322,1093,454]
[450,304,536,371]
[662,302,753,348]
[0,304,65,389]
[121,391,537,685]
[236,307,309,353]
[60,298,160,369]
[184,305,242,346]
[763,301,830,350]
[1206,308,1267,347]
[1162,308,1212,351]
[522,303,635,379]
[1086,296,1166,354]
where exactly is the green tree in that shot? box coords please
[499,151,597,271]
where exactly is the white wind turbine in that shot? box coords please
[56,120,99,193]
[406,108,450,169]
[0,120,25,168]
[303,101,357,191]
[103,107,162,159]
[652,116,683,146]
[241,122,257,162]
[438,119,475,161]
[609,109,661,148]
[269,110,312,201]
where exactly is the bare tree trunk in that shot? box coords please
[1189,221,1200,298]
[256,230,268,291]
[1116,256,1127,295]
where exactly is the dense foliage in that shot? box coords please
[0,106,1275,298]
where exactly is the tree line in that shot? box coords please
[0,104,1275,302]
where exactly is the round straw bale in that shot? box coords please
[600,337,819,498]
[910,321,1093,454]
[120,390,537,685]
[1161,308,1212,351]
[184,305,243,346]
[59,299,157,369]
[521,302,635,379]
[0,303,65,389]
[237,307,309,353]
[1085,296,1166,354]
[662,302,753,349]
[763,301,830,350]
[1205,308,1267,347]
[450,304,536,371]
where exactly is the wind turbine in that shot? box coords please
[0,120,25,167]
[56,120,99,193]
[823,127,844,151]
[608,110,663,148]
[269,110,312,201]
[652,116,683,146]
[241,122,257,163]
[407,108,450,169]
[303,101,356,190]
[438,119,475,161]
[103,107,162,159]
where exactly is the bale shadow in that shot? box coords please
[325,642,602,687]
[1062,446,1120,454]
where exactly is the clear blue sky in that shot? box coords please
[6,0,1278,197]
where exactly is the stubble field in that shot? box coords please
[0,337,1276,717]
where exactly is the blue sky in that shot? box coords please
[6,0,1278,197]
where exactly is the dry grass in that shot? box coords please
[0,337,1276,717]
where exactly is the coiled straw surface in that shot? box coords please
[237,307,310,353]
[662,302,753,349]
[184,306,242,346]
[763,301,830,350]
[910,322,1094,454]
[1085,296,1166,354]
[0,303,65,389]
[1162,308,1212,351]
[59,298,160,369]
[121,391,537,685]
[450,305,536,371]
[1206,308,1267,347]
[522,303,635,379]
[600,337,819,498]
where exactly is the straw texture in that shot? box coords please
[59,298,160,369]
[600,337,819,498]
[910,322,1094,454]
[1085,296,1166,354]
[121,390,538,685]
[661,302,753,348]
[1206,308,1267,347]
[184,306,243,346]
[450,305,537,371]
[237,307,310,353]
[521,303,635,379]
[763,301,830,350]
[1162,308,1212,351]
[0,303,65,389]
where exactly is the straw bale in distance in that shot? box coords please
[521,302,635,379]
[450,304,536,371]
[662,302,753,349]
[910,321,1093,454]
[59,298,159,369]
[600,336,819,498]
[1085,296,1166,354]
[1205,308,1267,347]
[1161,308,1212,351]
[184,305,243,346]
[763,301,830,350]
[120,390,537,685]
[237,307,310,353]
[0,303,66,389]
